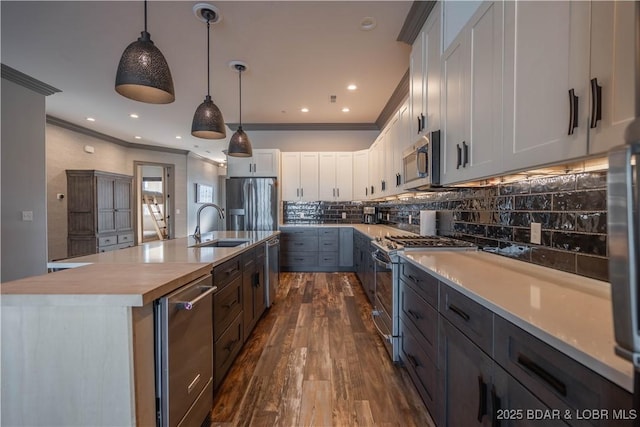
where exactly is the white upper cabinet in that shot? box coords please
[410,2,442,139]
[588,0,636,154]
[353,150,369,200]
[280,152,319,202]
[442,1,482,52]
[226,149,280,177]
[318,152,353,201]
[441,1,504,184]
[502,1,591,172]
[394,100,410,190]
[368,136,382,198]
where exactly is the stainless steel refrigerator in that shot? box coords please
[608,2,640,414]
[225,177,278,231]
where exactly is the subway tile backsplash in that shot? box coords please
[282,170,609,282]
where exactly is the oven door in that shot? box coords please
[371,249,394,359]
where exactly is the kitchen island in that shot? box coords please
[1,230,279,427]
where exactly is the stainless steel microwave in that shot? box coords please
[403,130,440,187]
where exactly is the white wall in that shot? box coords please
[1,78,48,281]
[46,124,223,261]
[187,154,224,235]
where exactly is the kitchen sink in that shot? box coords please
[192,239,250,248]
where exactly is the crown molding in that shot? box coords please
[397,1,438,45]
[225,122,380,131]
[1,64,61,96]
[46,116,189,155]
[376,68,410,130]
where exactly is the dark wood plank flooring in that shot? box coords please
[209,272,436,427]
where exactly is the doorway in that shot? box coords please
[134,162,175,243]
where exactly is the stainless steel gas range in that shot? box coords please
[370,235,477,362]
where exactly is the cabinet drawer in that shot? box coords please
[213,275,242,341]
[242,247,256,267]
[400,281,438,362]
[282,237,318,252]
[318,252,338,266]
[98,236,117,247]
[214,312,243,390]
[400,261,438,307]
[494,316,632,426]
[439,283,493,355]
[117,233,134,244]
[400,319,438,413]
[281,252,318,267]
[281,228,318,239]
[318,228,339,238]
[319,238,339,252]
[213,256,242,289]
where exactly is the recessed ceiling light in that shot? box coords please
[86,117,95,122]
[301,107,309,113]
[134,136,142,139]
[360,17,377,31]
[342,107,350,113]
[347,84,357,91]
[129,113,139,119]
[176,136,182,139]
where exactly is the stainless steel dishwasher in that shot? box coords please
[155,274,216,427]
[266,237,280,307]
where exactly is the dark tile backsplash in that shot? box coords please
[282,170,609,282]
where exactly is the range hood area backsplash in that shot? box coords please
[282,170,608,282]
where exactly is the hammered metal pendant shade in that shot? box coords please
[115,31,175,104]
[191,95,226,139]
[227,63,253,156]
[228,126,252,157]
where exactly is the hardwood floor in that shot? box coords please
[209,272,436,427]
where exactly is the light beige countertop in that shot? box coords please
[2,230,279,306]
[1,263,212,306]
[400,250,633,392]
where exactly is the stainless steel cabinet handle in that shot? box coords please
[176,285,217,310]
[187,373,201,394]
[456,144,462,169]
[301,188,304,197]
[333,188,336,197]
[337,188,340,197]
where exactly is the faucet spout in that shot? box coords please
[194,203,225,238]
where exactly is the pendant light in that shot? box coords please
[191,6,226,140]
[228,62,253,157]
[115,0,175,104]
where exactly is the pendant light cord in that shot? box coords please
[143,0,147,33]
[238,68,243,126]
[206,18,211,97]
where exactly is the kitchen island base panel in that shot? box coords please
[1,304,155,426]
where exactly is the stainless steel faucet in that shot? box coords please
[193,203,225,239]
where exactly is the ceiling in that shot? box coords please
[1,1,413,163]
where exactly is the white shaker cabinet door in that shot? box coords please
[352,150,369,200]
[335,152,353,201]
[588,0,637,154]
[298,152,319,201]
[280,152,301,201]
[318,152,337,201]
[502,1,590,172]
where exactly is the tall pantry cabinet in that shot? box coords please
[66,170,134,257]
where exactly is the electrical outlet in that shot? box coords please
[408,214,412,224]
[21,210,33,221]
[530,222,541,244]
[341,212,346,219]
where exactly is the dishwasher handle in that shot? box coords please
[176,285,217,310]
[372,250,393,269]
[267,238,280,247]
